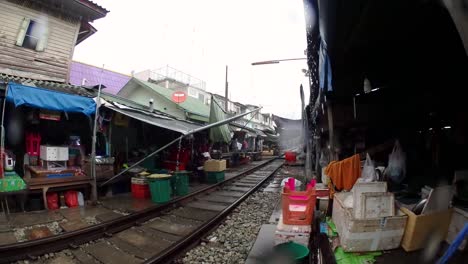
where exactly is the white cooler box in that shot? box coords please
[40,145,69,161]
[333,192,407,252]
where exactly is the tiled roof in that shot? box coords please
[69,61,131,95]
[0,73,94,97]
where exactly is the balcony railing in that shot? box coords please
[149,65,206,91]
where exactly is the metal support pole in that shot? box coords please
[353,96,357,119]
[1,86,8,179]
[224,65,229,112]
[326,101,337,161]
[90,65,105,202]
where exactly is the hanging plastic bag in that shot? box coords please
[280,177,302,188]
[360,153,377,182]
[319,151,329,168]
[77,192,85,206]
[385,140,406,183]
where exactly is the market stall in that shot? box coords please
[1,83,96,210]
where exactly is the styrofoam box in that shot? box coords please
[359,192,395,219]
[353,182,387,219]
[277,215,311,234]
[333,192,407,252]
[40,145,69,161]
[274,215,311,246]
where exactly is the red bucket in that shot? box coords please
[131,183,150,199]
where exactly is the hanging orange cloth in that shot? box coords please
[324,154,361,195]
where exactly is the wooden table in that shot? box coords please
[26,165,81,178]
[24,176,93,210]
[247,151,262,161]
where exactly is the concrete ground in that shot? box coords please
[374,243,467,264]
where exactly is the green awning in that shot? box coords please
[187,113,209,123]
[209,96,231,143]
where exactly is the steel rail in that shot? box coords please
[144,160,283,264]
[0,158,277,263]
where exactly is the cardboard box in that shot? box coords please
[204,159,226,172]
[400,207,453,252]
[333,192,407,252]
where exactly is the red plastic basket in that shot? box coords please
[131,183,150,199]
[282,186,316,225]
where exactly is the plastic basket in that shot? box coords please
[206,171,225,184]
[282,187,316,225]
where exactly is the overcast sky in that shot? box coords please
[73,0,309,119]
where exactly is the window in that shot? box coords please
[188,87,198,98]
[16,18,49,51]
[198,93,205,102]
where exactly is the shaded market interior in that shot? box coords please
[304,0,468,191]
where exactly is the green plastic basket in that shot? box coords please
[206,171,225,184]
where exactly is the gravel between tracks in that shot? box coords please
[179,190,280,264]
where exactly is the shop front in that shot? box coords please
[1,82,97,211]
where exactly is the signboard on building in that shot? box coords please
[172,91,187,103]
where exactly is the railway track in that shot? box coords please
[0,158,283,264]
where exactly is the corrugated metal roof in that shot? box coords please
[0,73,94,97]
[78,0,109,13]
[102,99,201,134]
[69,61,130,95]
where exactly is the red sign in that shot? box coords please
[172,91,187,103]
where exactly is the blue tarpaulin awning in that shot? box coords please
[6,83,96,115]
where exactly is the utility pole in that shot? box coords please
[225,65,229,112]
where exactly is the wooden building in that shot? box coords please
[0,0,108,82]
